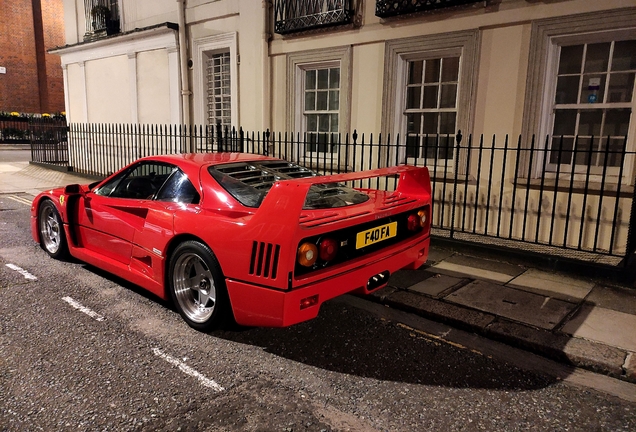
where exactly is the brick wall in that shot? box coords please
[0,0,65,114]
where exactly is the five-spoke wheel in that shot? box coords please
[38,200,68,259]
[168,241,229,331]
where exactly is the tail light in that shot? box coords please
[297,243,318,267]
[407,207,430,232]
[318,237,339,262]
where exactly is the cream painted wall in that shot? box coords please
[188,2,266,131]
[85,55,131,123]
[120,0,177,32]
[473,25,529,137]
[63,0,81,45]
[137,49,172,124]
[66,63,86,122]
[350,43,384,135]
[270,54,287,133]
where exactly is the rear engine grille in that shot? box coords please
[381,194,417,210]
[249,241,281,279]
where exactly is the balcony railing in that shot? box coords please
[84,0,120,41]
[376,0,482,18]
[275,0,354,35]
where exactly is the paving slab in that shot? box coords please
[585,285,636,315]
[486,320,628,378]
[0,162,90,195]
[384,289,496,330]
[424,247,454,265]
[407,274,466,298]
[388,268,436,289]
[625,353,636,382]
[445,280,577,330]
[431,260,515,283]
[444,254,526,276]
[506,268,595,302]
[562,305,636,352]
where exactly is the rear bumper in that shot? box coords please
[226,236,429,327]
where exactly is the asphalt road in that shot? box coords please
[1,190,635,431]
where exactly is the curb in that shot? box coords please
[366,287,636,384]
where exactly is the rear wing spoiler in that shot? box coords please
[250,165,431,227]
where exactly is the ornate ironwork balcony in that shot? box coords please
[275,0,354,35]
[84,0,120,41]
[376,0,482,18]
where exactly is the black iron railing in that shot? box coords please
[65,123,636,267]
[275,0,354,34]
[0,117,31,144]
[84,0,120,41]
[376,0,482,18]
[30,120,69,166]
[1,117,68,166]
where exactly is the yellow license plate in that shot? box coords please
[355,221,398,249]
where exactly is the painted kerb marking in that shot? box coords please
[5,263,37,280]
[62,296,106,322]
[152,348,224,392]
[7,195,33,206]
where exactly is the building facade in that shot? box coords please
[52,0,636,261]
[0,0,66,114]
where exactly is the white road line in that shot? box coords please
[152,348,224,392]
[7,195,32,206]
[5,263,38,280]
[61,296,106,322]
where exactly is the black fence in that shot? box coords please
[1,117,32,144]
[1,117,69,166]
[65,123,636,267]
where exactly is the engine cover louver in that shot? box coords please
[249,241,281,279]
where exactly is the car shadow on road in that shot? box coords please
[77,263,583,392]
[211,299,566,391]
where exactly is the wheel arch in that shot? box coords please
[33,196,63,243]
[163,233,227,293]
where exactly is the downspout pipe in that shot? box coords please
[176,0,192,148]
[262,1,272,135]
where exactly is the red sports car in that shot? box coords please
[31,153,431,330]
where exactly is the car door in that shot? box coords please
[130,168,201,283]
[75,162,175,266]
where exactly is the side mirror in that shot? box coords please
[64,184,82,194]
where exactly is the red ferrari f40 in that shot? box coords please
[31,154,431,330]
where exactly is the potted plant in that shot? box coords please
[91,4,110,30]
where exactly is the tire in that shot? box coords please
[168,241,230,331]
[38,199,69,259]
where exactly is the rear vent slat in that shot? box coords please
[249,241,281,279]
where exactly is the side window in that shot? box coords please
[156,169,200,204]
[95,162,176,199]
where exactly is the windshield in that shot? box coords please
[208,160,369,209]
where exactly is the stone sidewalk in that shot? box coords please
[2,157,635,383]
[374,248,636,383]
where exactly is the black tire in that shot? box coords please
[168,240,230,331]
[38,199,69,259]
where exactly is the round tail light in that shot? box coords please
[418,209,428,228]
[318,237,339,262]
[407,214,420,231]
[297,242,318,267]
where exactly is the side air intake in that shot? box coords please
[249,241,281,279]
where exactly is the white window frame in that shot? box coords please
[400,49,463,167]
[296,61,341,158]
[382,30,480,173]
[287,47,352,164]
[521,8,636,184]
[193,33,239,128]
